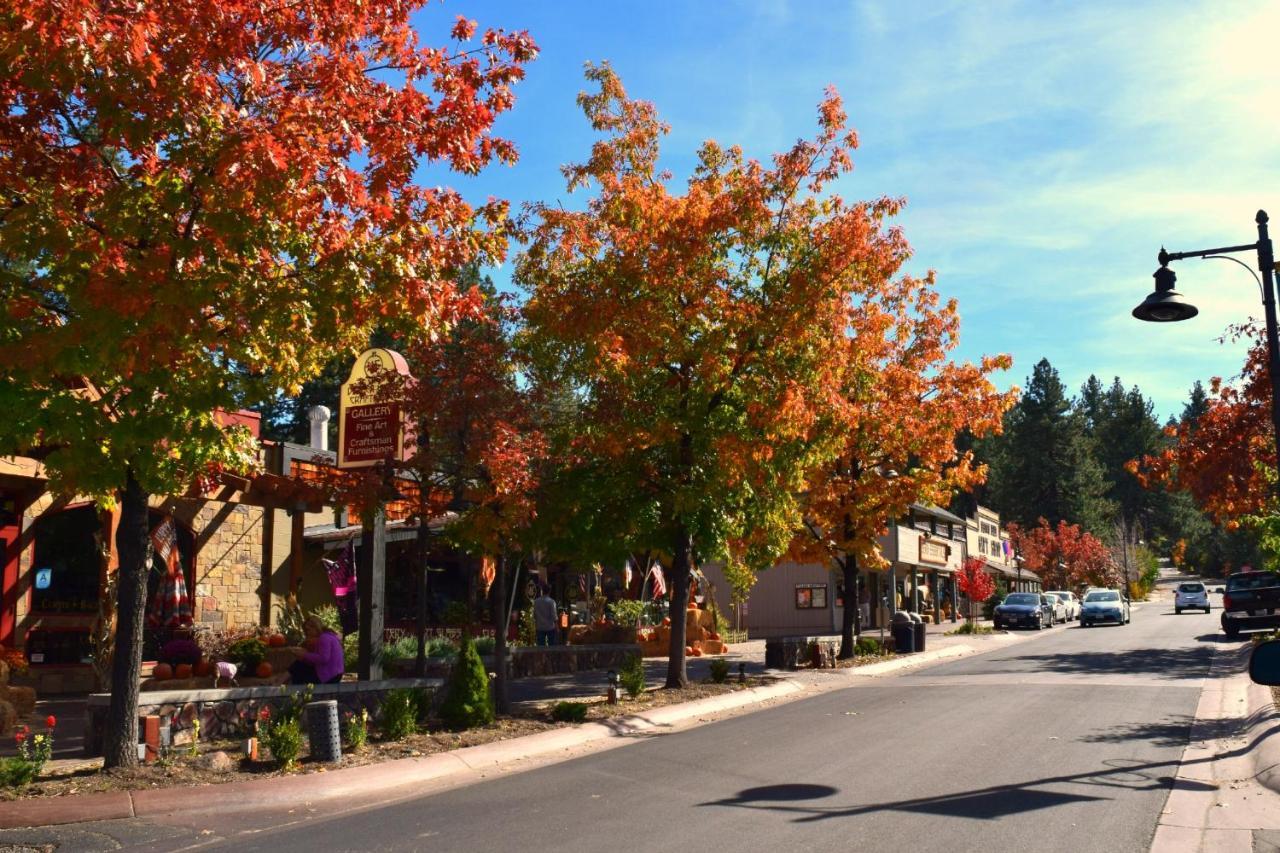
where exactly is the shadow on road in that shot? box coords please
[698,745,1249,823]
[1078,706,1276,748]
[956,646,1214,680]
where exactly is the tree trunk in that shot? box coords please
[414,513,429,678]
[664,525,694,689]
[103,468,149,769]
[493,553,509,713]
[838,555,860,659]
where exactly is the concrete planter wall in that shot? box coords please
[83,677,442,757]
[509,644,643,678]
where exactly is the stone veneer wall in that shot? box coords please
[83,677,442,756]
[174,499,267,631]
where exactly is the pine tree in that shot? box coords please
[987,359,1113,534]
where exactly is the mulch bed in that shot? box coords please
[0,678,774,801]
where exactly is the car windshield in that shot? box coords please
[1085,591,1119,602]
[1045,594,1059,603]
[1048,591,1072,600]
[1004,594,1039,606]
[1178,583,1205,593]
[1226,573,1280,591]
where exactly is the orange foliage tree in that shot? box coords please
[0,2,534,766]
[797,270,1014,657]
[1008,518,1118,590]
[519,65,891,687]
[1132,323,1273,523]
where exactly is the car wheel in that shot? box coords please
[1205,607,1211,614]
[1224,619,1240,639]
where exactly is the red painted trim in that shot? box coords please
[1,524,20,646]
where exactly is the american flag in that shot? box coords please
[650,564,666,598]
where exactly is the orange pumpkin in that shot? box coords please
[662,617,672,627]
[691,647,703,657]
[267,634,287,648]
[255,661,273,678]
[174,663,193,679]
[152,663,173,680]
[193,660,212,677]
[685,646,694,656]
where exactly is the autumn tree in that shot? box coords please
[0,2,535,766]
[798,275,1014,658]
[955,556,995,623]
[519,65,881,687]
[1008,518,1118,590]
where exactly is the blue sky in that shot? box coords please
[426,0,1279,421]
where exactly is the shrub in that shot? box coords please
[0,757,38,788]
[855,636,881,656]
[608,599,646,625]
[443,601,472,628]
[708,658,730,683]
[949,622,993,636]
[261,714,303,770]
[158,638,202,666]
[551,701,589,723]
[381,635,421,662]
[343,632,360,671]
[344,708,369,751]
[1,717,55,788]
[311,605,343,635]
[473,636,495,656]
[518,603,537,647]
[618,654,646,698]
[380,688,419,740]
[439,636,494,730]
[226,637,267,671]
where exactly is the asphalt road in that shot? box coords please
[188,599,1224,853]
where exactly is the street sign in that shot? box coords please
[338,348,412,469]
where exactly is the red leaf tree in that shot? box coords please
[1008,518,1118,590]
[956,555,995,623]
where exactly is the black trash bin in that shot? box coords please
[913,619,927,653]
[891,612,915,653]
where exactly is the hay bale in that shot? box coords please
[0,700,14,735]
[0,658,9,686]
[0,685,35,718]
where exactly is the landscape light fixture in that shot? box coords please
[1134,210,1280,488]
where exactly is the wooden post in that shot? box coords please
[357,503,386,680]
[288,507,305,596]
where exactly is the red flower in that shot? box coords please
[258,706,271,720]
[45,715,56,728]
[14,731,25,743]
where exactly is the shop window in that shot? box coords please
[795,583,827,609]
[31,505,101,615]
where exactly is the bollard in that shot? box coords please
[304,700,343,763]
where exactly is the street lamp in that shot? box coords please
[1133,210,1280,486]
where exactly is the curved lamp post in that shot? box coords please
[1133,210,1280,487]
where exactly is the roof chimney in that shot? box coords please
[307,405,331,451]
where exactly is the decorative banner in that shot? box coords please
[338,348,412,469]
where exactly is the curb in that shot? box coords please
[0,679,802,830]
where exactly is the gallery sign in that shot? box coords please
[338,348,412,469]
[918,537,950,566]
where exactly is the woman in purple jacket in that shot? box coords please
[288,615,345,685]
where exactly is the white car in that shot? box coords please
[1046,590,1080,621]
[1175,581,1211,614]
[1044,593,1068,624]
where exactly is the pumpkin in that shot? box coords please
[267,634,287,648]
[662,617,672,627]
[152,663,173,680]
[193,660,212,677]
[709,632,721,641]
[685,646,694,656]
[255,661,274,678]
[174,663,193,679]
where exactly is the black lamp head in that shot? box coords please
[1133,261,1198,322]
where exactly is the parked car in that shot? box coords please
[1044,593,1068,624]
[1221,570,1280,639]
[1174,581,1211,614]
[1081,589,1130,626]
[1047,590,1079,621]
[993,592,1052,630]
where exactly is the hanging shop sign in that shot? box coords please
[338,348,412,469]
[919,537,950,566]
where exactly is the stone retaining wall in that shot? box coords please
[764,636,840,670]
[83,677,442,757]
[510,644,643,678]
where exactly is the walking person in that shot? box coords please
[534,586,559,647]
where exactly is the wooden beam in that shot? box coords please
[289,510,305,596]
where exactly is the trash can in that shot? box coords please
[304,700,342,763]
[913,619,927,653]
[891,611,915,653]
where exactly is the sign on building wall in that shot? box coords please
[919,537,949,566]
[338,348,413,469]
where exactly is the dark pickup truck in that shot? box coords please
[1221,570,1280,638]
